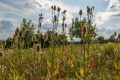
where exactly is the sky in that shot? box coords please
[0,0,120,40]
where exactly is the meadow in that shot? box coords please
[0,5,120,80]
[0,43,120,80]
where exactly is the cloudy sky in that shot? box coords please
[0,0,120,40]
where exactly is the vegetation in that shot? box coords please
[0,5,120,80]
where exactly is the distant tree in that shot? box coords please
[109,32,117,43]
[98,36,105,44]
[21,18,35,48]
[70,18,96,41]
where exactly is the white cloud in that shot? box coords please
[95,0,120,28]
[106,0,120,10]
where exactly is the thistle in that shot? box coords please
[36,44,41,52]
[19,30,23,38]
[79,10,83,20]
[15,27,19,36]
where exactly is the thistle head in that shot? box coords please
[51,5,53,9]
[65,23,67,27]
[19,30,22,38]
[82,26,87,35]
[36,44,41,52]
[53,5,56,11]
[79,10,83,16]
[87,6,90,14]
[63,10,67,14]
[57,7,61,12]
[15,27,19,36]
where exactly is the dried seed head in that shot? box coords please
[51,6,53,9]
[63,10,67,14]
[79,10,83,16]
[65,23,67,27]
[19,30,22,38]
[57,7,61,12]
[87,6,90,14]
[53,5,56,11]
[0,51,3,57]
[36,44,41,52]
[15,28,19,36]
[83,26,87,34]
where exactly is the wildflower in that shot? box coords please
[80,68,84,77]
[36,44,41,52]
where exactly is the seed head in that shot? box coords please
[79,10,83,16]
[57,7,61,12]
[51,6,53,9]
[63,10,67,14]
[19,30,22,38]
[53,5,56,11]
[15,28,19,36]
[36,44,41,52]
[83,26,87,34]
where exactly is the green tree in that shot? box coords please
[21,18,35,48]
[98,36,105,44]
[70,18,96,41]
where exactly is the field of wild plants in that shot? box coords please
[0,42,120,80]
[0,5,120,80]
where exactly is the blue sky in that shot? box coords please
[0,0,120,40]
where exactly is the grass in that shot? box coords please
[0,43,120,80]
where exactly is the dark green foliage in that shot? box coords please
[98,36,105,44]
[5,38,13,48]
